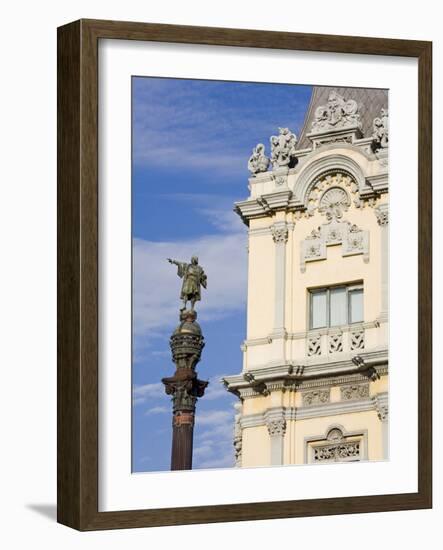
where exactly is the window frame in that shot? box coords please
[309,282,364,330]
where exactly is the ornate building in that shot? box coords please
[223,87,389,467]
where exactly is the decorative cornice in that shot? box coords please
[222,351,388,397]
[240,393,386,429]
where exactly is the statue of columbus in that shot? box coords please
[167,256,207,311]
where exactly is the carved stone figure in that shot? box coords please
[311,91,361,133]
[248,143,270,175]
[168,256,207,310]
[270,127,298,169]
[372,108,389,150]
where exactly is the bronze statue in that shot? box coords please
[167,256,207,311]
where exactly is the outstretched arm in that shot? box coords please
[167,258,187,278]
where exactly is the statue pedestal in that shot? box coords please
[162,310,208,470]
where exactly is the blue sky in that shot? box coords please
[132,76,312,472]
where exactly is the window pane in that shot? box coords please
[311,290,327,329]
[330,287,347,326]
[349,289,364,323]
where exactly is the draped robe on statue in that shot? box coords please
[175,262,207,303]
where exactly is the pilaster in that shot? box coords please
[265,410,287,465]
[375,203,389,322]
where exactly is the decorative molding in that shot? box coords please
[235,152,387,225]
[304,172,357,218]
[297,366,388,390]
[240,393,387,430]
[300,217,369,272]
[350,328,365,350]
[307,333,322,356]
[340,383,370,401]
[305,425,368,464]
[248,143,270,175]
[222,350,388,397]
[313,438,361,462]
[302,389,330,406]
[319,186,351,221]
[243,320,376,347]
[328,332,343,354]
[295,397,375,420]
[270,127,298,169]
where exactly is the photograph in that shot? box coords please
[131,78,390,472]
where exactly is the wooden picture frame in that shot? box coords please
[57,19,432,530]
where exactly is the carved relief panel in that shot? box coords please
[300,218,369,272]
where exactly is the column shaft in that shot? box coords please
[271,223,288,336]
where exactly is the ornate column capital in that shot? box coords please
[271,223,289,244]
[266,418,287,437]
[375,203,389,226]
[374,393,389,422]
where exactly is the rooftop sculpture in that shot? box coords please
[270,127,298,169]
[311,91,361,133]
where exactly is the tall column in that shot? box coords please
[375,203,389,321]
[266,417,286,465]
[162,310,208,470]
[271,222,288,338]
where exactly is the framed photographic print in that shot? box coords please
[57,19,432,530]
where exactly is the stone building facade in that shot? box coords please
[223,87,389,467]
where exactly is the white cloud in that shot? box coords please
[204,376,231,401]
[144,406,169,416]
[196,410,232,426]
[133,230,247,341]
[198,452,235,469]
[132,78,308,179]
[133,382,165,405]
[193,406,236,469]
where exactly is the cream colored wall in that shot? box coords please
[247,221,275,339]
[242,425,270,468]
